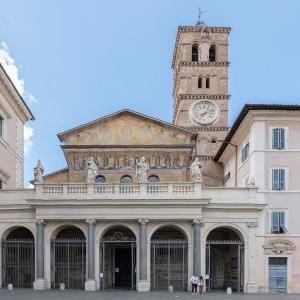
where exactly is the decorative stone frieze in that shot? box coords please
[263,240,296,255]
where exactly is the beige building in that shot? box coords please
[0,22,299,294]
[0,63,34,189]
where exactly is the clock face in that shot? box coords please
[189,100,219,125]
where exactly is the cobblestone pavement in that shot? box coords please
[0,290,298,300]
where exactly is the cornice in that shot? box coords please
[178,61,229,68]
[187,127,229,132]
[198,155,215,160]
[62,144,195,150]
[178,94,230,100]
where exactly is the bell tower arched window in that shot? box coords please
[192,44,199,62]
[209,45,216,62]
[198,77,202,88]
[206,77,210,89]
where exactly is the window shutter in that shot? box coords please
[272,169,279,190]
[272,128,279,149]
[279,211,285,227]
[279,169,285,190]
[280,128,285,149]
[271,211,279,233]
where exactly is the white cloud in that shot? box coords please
[0,42,36,156]
[24,124,34,156]
[0,41,25,95]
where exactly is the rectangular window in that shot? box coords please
[198,77,202,88]
[206,78,210,89]
[272,168,285,190]
[0,180,2,190]
[269,257,287,293]
[271,211,287,233]
[223,172,230,184]
[272,128,285,150]
[241,143,249,162]
[0,116,3,137]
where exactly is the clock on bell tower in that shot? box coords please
[172,22,231,186]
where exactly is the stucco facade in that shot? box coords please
[0,64,34,189]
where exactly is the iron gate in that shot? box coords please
[2,240,35,288]
[206,241,244,292]
[100,241,136,290]
[151,240,188,291]
[51,239,86,289]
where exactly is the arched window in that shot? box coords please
[211,138,217,144]
[198,77,202,88]
[147,175,159,183]
[120,175,133,184]
[209,45,216,62]
[95,175,106,183]
[192,44,199,62]
[206,77,210,89]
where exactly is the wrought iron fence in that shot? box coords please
[206,241,244,292]
[151,240,188,291]
[51,239,86,289]
[2,240,35,288]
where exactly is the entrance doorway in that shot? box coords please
[51,226,86,289]
[2,227,35,288]
[150,226,188,291]
[100,227,136,290]
[206,227,244,292]
[269,257,287,293]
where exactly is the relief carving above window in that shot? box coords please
[263,240,296,255]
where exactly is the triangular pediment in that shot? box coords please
[58,109,196,146]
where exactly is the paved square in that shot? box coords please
[0,290,298,300]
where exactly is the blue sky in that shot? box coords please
[0,0,299,186]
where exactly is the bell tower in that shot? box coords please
[172,20,230,186]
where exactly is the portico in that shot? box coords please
[0,181,260,292]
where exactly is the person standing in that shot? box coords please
[198,275,204,295]
[190,274,199,295]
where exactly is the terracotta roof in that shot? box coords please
[214,104,300,161]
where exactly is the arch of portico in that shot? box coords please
[1,225,35,288]
[0,223,36,241]
[200,222,257,293]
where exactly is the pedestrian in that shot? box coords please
[190,274,199,295]
[198,275,204,295]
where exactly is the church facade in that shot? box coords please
[0,22,299,294]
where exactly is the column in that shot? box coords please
[246,222,258,293]
[33,220,48,289]
[137,218,149,292]
[85,219,96,291]
[193,219,201,276]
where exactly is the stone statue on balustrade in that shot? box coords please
[33,160,44,183]
[136,156,150,183]
[87,156,98,183]
[190,157,203,182]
